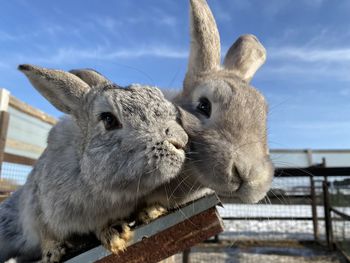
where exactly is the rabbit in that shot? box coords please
[140,0,275,207]
[0,64,188,263]
[70,0,274,211]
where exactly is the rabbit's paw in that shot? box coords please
[41,240,66,263]
[100,223,132,254]
[138,204,167,224]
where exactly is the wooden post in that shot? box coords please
[0,89,10,112]
[306,149,313,166]
[214,234,219,243]
[0,89,10,179]
[310,175,319,241]
[182,249,190,263]
[323,181,334,251]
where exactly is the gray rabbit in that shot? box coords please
[149,0,274,207]
[71,0,274,210]
[139,0,274,207]
[0,64,188,262]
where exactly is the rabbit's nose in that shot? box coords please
[164,122,188,149]
[232,165,243,183]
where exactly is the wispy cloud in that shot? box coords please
[302,0,325,7]
[0,26,65,42]
[93,13,178,32]
[259,45,350,81]
[270,46,350,63]
[24,45,188,65]
[275,121,350,134]
[93,16,122,31]
[0,31,18,41]
[263,64,350,81]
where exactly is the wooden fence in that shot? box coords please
[0,88,56,197]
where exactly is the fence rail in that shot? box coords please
[3,152,36,166]
[9,95,57,125]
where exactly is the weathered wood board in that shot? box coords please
[64,194,223,263]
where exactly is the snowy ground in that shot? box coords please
[183,203,350,262]
[185,251,341,263]
[218,204,350,218]
[217,204,350,241]
[171,243,343,263]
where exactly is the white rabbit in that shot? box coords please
[0,64,188,263]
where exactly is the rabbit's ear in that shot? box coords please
[184,0,221,90]
[18,64,90,115]
[223,34,266,83]
[69,69,111,88]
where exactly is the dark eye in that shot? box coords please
[100,112,122,130]
[196,97,211,118]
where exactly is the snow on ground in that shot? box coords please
[186,252,341,263]
[173,245,342,263]
[218,204,350,218]
[220,220,324,240]
[217,204,350,241]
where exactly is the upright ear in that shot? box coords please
[69,68,111,88]
[18,64,90,115]
[223,34,266,83]
[184,0,221,93]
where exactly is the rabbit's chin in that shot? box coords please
[216,177,272,204]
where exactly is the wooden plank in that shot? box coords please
[0,195,9,202]
[3,152,36,166]
[9,95,57,125]
[5,138,45,156]
[97,208,222,263]
[0,89,10,111]
[64,194,223,263]
[310,176,319,241]
[0,111,10,178]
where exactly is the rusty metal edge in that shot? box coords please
[65,194,221,263]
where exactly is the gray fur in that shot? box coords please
[153,0,273,206]
[0,64,188,262]
[69,68,111,87]
[71,0,274,207]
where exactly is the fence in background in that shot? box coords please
[217,167,350,242]
[182,169,350,263]
[323,179,350,260]
[0,88,55,199]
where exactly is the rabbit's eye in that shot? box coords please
[196,97,211,118]
[100,112,122,130]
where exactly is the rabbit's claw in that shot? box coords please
[100,223,132,254]
[138,204,167,224]
[41,240,66,263]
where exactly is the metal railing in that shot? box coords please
[323,180,350,261]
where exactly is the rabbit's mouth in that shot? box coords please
[164,139,186,155]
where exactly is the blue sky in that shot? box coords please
[0,0,349,149]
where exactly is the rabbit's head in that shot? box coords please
[175,0,274,203]
[19,64,188,197]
